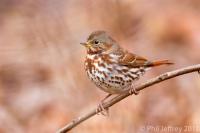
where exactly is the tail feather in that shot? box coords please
[147,60,174,67]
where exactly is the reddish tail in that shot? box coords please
[147,60,174,67]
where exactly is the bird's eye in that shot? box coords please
[94,40,100,44]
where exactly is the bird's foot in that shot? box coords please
[95,94,112,116]
[96,102,109,116]
[129,84,139,95]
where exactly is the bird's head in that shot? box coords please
[81,31,119,54]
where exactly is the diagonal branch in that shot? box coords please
[57,64,200,133]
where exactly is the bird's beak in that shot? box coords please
[80,42,92,48]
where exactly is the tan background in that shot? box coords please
[0,0,200,133]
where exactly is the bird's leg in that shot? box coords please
[129,83,139,95]
[96,94,112,116]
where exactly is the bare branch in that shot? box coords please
[57,64,200,133]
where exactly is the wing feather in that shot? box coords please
[119,51,150,67]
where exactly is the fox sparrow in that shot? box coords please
[81,31,173,114]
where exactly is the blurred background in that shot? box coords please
[0,0,200,133]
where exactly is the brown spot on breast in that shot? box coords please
[115,76,119,80]
[108,67,112,71]
[127,74,135,80]
[102,71,108,78]
[97,76,100,81]
[122,69,128,73]
[117,69,123,74]
[101,54,113,64]
[94,55,98,60]
[131,71,137,74]
[85,58,95,73]
[98,62,105,67]
[101,78,105,82]
[115,81,120,84]
[119,77,123,81]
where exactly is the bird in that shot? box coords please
[81,31,173,114]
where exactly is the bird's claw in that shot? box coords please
[129,85,139,95]
[96,102,109,116]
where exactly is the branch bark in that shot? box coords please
[57,64,200,133]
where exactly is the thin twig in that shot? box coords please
[57,64,200,133]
